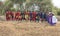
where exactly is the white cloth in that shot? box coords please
[52,16,58,23]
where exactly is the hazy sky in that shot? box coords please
[52,0,60,8]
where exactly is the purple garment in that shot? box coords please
[48,13,54,25]
[48,16,52,24]
[47,15,51,22]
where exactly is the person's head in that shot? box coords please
[52,13,54,16]
[49,12,52,14]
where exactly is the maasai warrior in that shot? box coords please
[27,11,29,20]
[36,12,40,22]
[6,10,13,20]
[21,11,25,20]
[6,11,9,20]
[18,12,22,21]
[15,11,21,21]
[44,12,46,21]
[29,11,33,22]
[45,12,49,21]
[25,11,29,21]
[13,12,15,20]
[48,12,53,25]
[37,12,41,21]
[10,11,14,20]
[32,11,36,22]
[40,12,45,22]
[48,12,57,26]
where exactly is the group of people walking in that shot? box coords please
[6,10,57,26]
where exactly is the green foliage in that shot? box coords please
[0,0,60,15]
[57,9,60,15]
[57,11,60,15]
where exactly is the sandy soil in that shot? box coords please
[0,21,60,36]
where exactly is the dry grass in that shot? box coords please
[0,21,60,36]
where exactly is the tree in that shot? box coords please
[0,0,59,15]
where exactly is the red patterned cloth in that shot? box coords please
[6,11,13,20]
[32,12,36,21]
[15,12,21,20]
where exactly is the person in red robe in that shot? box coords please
[6,10,9,20]
[6,10,13,21]
[32,11,36,22]
[15,11,21,21]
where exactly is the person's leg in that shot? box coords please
[34,18,36,22]
[32,17,35,22]
[6,17,10,21]
[38,19,40,23]
[41,18,43,22]
[36,19,39,23]
[30,18,31,22]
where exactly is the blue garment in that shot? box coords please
[48,16,52,24]
[29,12,33,20]
[40,12,45,19]
[47,15,49,22]
[30,12,32,18]
[40,12,42,18]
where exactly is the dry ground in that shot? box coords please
[0,21,60,36]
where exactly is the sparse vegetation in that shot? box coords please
[0,21,60,36]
